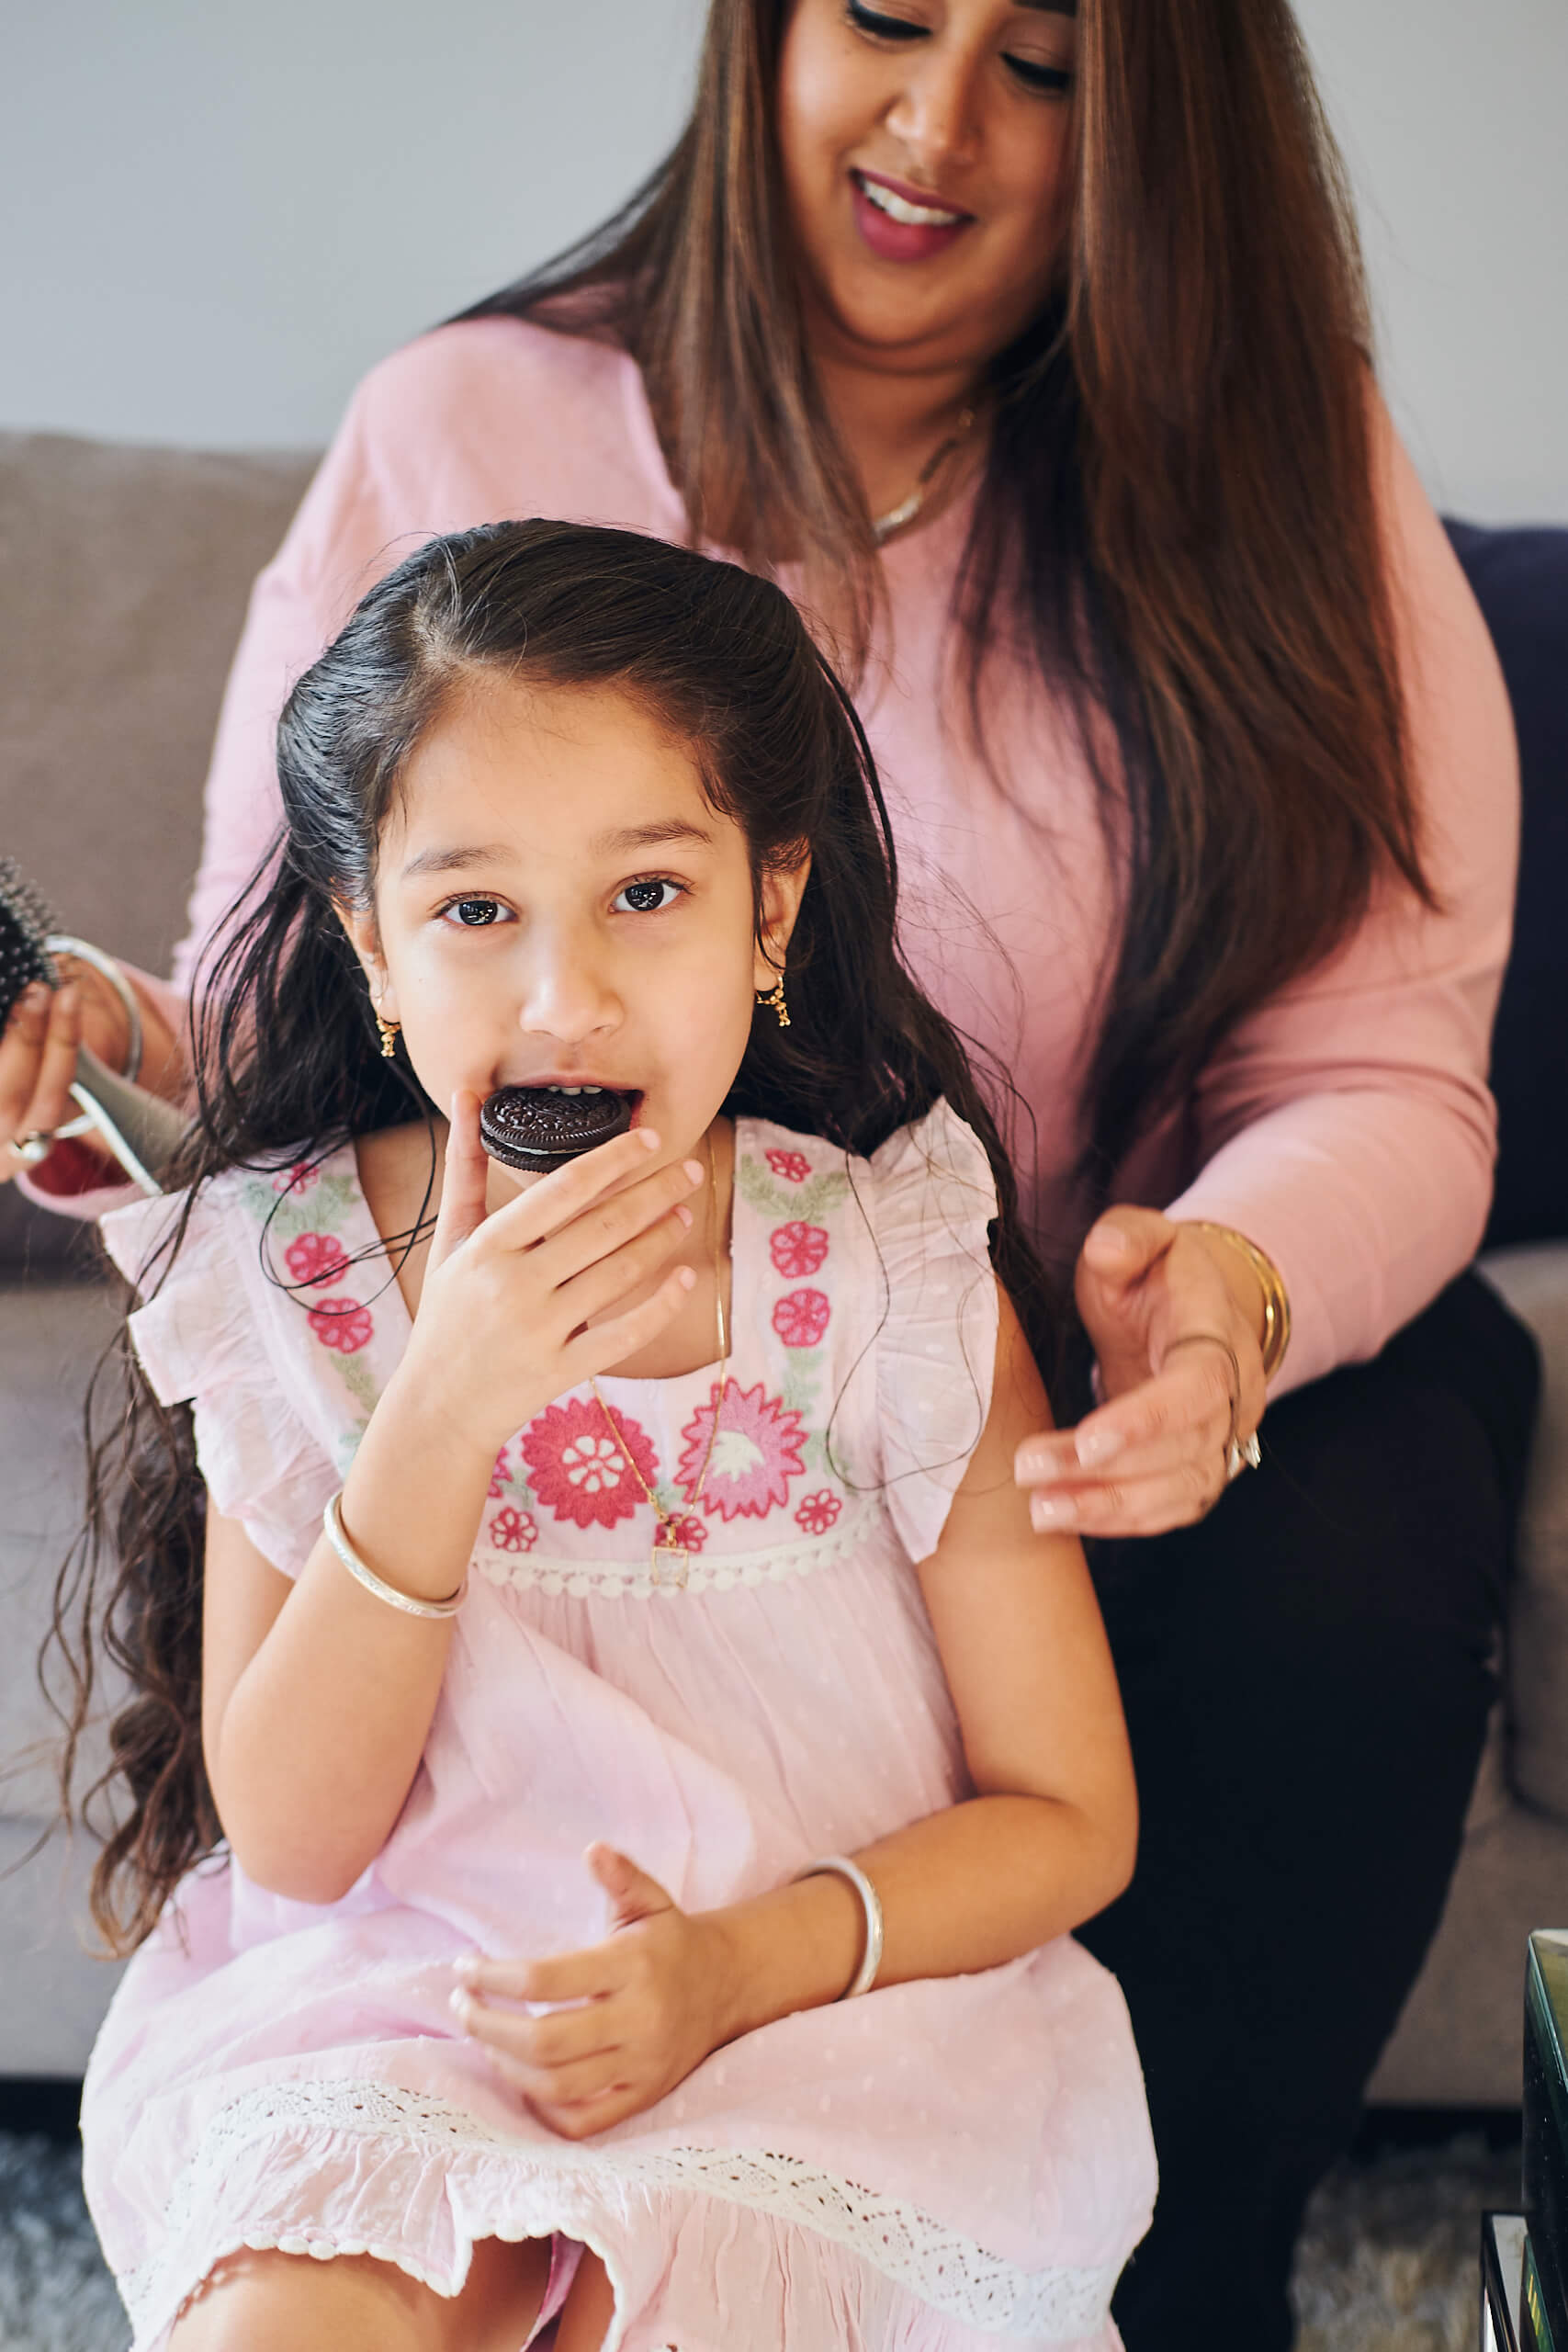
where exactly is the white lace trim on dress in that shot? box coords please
[473,1500,877,1600]
[121,2078,1120,2341]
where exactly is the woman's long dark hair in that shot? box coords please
[54,518,1056,1952]
[457,0,1431,1197]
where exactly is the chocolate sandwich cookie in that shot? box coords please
[479,1084,635,1172]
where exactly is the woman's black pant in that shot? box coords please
[1077,1270,1540,2351]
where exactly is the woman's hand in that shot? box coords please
[1,981,82,1182]
[449,1846,732,2140]
[1013,1206,1269,1538]
[386,1092,704,1466]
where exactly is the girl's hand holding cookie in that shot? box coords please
[449,1845,731,2140]
[389,1091,705,1464]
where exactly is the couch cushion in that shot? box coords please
[1478,1243,1568,1822]
[1446,522,1568,1251]
[0,429,317,1270]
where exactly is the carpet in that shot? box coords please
[0,2127,1524,2351]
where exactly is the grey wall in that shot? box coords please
[3,0,1563,519]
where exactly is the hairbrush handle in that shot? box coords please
[67,1046,186,1197]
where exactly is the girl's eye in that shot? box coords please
[441,897,506,928]
[614,877,683,915]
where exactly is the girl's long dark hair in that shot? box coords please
[458,0,1430,1197]
[55,519,1057,1953]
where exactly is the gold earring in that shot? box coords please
[375,1011,400,1058]
[756,975,790,1029]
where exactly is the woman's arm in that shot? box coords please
[1150,398,1515,1389]
[452,1284,1137,2137]
[1012,399,1517,1537]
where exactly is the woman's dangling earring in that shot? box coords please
[756,974,790,1029]
[375,1011,400,1059]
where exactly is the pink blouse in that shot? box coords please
[118,319,1523,1393]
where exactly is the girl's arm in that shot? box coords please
[728,1281,1136,2000]
[454,1284,1137,2136]
[203,1113,704,1904]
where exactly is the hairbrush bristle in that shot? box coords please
[0,857,61,1026]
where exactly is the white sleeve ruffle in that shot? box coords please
[868,1100,1000,1565]
[102,1186,333,1577]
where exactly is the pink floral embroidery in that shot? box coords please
[285,1231,351,1290]
[522,1396,660,1530]
[271,1161,319,1196]
[765,1148,811,1185]
[488,1445,510,1499]
[769,1220,829,1278]
[677,1380,807,1521]
[795,1490,842,1537]
[773,1287,830,1349]
[307,1295,373,1353]
[490,1506,537,1554]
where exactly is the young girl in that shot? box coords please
[72,519,1156,2352]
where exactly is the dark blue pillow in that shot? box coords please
[1444,520,1568,1250]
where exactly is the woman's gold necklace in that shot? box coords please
[590,1136,728,1589]
[871,403,978,545]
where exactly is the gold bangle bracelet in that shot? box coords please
[1184,1222,1292,1382]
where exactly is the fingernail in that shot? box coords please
[1094,1226,1131,1256]
[682,1158,705,1185]
[674,1203,694,1229]
[22,981,49,1010]
[56,980,79,1010]
[637,1127,661,1151]
[448,1987,472,2021]
[677,1265,696,1291]
[452,1955,479,1982]
[1032,1495,1077,1531]
[1015,1446,1055,1481]
[1076,1428,1124,1468]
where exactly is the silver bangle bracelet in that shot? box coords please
[321,1492,467,1621]
[43,934,145,1144]
[794,1854,885,2000]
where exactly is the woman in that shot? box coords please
[7,1,1538,2344]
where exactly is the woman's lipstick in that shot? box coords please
[851,168,973,264]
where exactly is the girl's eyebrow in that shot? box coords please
[400,843,513,880]
[594,819,716,854]
[400,819,715,882]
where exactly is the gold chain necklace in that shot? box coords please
[871,402,978,545]
[590,1135,728,1589]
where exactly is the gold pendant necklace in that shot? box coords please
[590,1134,728,1589]
[871,403,978,546]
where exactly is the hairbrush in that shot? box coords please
[0,857,186,1195]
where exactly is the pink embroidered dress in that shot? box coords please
[88,1102,1156,2352]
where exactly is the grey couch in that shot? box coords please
[1,426,1563,2105]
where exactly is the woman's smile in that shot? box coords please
[851,166,975,262]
